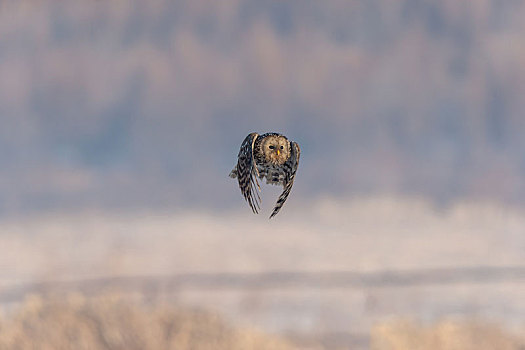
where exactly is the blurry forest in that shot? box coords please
[1,0,525,215]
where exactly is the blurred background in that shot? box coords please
[0,0,524,349]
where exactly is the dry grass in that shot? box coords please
[0,197,524,349]
[0,197,524,345]
[0,294,299,350]
[371,319,525,350]
[0,294,523,350]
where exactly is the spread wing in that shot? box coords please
[270,141,300,218]
[236,132,261,213]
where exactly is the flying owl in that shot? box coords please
[229,132,300,218]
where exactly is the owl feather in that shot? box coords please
[232,132,261,213]
[269,141,300,218]
[230,132,300,218]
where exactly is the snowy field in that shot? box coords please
[1,196,524,347]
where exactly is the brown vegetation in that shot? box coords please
[1,294,523,350]
[0,294,298,350]
[371,319,525,350]
[0,197,524,348]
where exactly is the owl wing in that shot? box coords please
[236,132,261,213]
[270,141,300,218]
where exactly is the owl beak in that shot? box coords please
[276,149,280,156]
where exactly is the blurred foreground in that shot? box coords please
[1,196,524,349]
[0,294,296,350]
[0,294,523,350]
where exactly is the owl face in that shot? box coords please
[261,135,290,165]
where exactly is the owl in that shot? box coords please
[230,132,301,218]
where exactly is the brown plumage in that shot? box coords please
[230,132,300,218]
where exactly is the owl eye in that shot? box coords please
[269,145,275,149]
[280,146,284,149]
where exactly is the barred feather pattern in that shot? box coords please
[229,132,261,213]
[269,141,300,218]
[230,132,300,218]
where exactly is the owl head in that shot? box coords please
[261,134,290,165]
